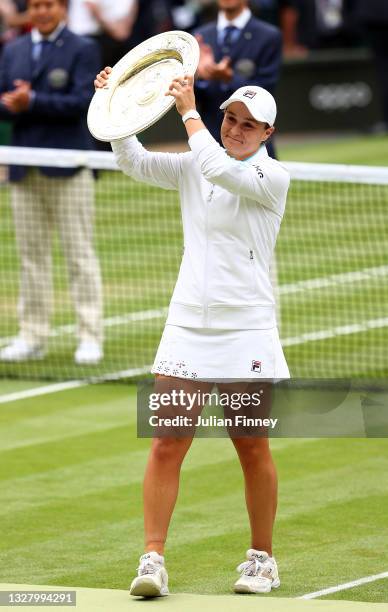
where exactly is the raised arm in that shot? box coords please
[96,66,184,190]
[188,129,289,214]
[111,136,184,191]
[166,74,290,214]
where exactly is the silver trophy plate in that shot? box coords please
[87,30,200,142]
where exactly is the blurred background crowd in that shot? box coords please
[0,1,386,64]
[0,0,386,131]
[1,0,387,135]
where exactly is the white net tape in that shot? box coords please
[1,146,387,380]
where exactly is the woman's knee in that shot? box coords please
[233,437,271,465]
[150,437,191,464]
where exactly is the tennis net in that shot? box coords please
[0,145,387,380]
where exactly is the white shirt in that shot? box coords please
[217,7,252,33]
[68,0,135,36]
[31,21,66,44]
[31,22,66,68]
[112,129,290,330]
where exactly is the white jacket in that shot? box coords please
[112,129,290,330]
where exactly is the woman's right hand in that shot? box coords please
[94,66,112,89]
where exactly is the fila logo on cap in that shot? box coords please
[251,360,262,373]
[243,90,257,99]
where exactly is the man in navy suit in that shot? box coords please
[195,0,282,158]
[0,0,103,365]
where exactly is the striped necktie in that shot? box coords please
[33,39,52,65]
[223,25,239,48]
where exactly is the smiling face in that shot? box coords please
[28,0,66,36]
[220,102,275,160]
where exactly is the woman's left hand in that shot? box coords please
[166,74,196,116]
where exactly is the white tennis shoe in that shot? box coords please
[74,341,103,365]
[0,337,45,361]
[129,552,169,598]
[234,549,280,594]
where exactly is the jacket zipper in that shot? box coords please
[203,184,214,327]
[250,248,260,296]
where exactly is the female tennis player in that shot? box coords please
[95,67,290,597]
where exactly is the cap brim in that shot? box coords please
[219,97,272,125]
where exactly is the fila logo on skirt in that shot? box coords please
[251,360,262,373]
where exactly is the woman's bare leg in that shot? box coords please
[219,381,277,556]
[144,436,193,554]
[232,437,277,555]
[143,376,212,554]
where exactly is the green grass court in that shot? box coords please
[0,381,388,609]
[279,133,388,166]
[0,134,388,610]
[1,134,388,380]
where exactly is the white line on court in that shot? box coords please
[299,570,388,599]
[1,265,388,404]
[0,380,87,405]
[0,365,152,405]
[1,264,387,345]
[282,317,388,347]
[278,264,388,295]
[0,307,169,345]
[1,315,388,404]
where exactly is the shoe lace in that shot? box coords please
[237,558,264,577]
[138,559,159,576]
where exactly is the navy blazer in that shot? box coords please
[195,16,282,142]
[0,27,101,181]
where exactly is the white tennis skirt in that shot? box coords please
[151,325,290,381]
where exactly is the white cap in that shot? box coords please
[220,86,277,126]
